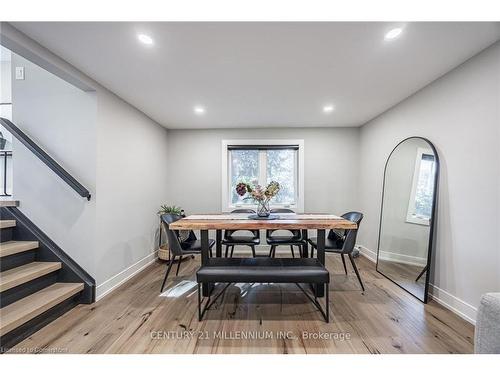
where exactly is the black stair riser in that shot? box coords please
[0,227,13,242]
[0,271,59,308]
[0,292,81,353]
[0,250,37,272]
[1,207,95,303]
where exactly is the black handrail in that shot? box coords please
[0,117,91,200]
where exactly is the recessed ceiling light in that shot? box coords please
[194,106,206,115]
[323,105,335,113]
[385,28,403,41]
[137,34,154,45]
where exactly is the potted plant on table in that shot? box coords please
[235,180,280,218]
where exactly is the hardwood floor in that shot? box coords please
[8,254,474,354]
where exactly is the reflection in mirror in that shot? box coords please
[376,137,439,303]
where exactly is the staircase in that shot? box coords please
[0,200,94,352]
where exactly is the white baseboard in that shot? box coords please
[96,251,158,301]
[356,244,477,325]
[357,245,377,262]
[428,284,477,324]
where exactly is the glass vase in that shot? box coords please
[257,199,270,217]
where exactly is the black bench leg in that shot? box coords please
[198,283,231,321]
[251,245,256,257]
[290,245,295,258]
[296,282,329,323]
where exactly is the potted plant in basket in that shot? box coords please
[235,180,280,218]
[157,205,185,261]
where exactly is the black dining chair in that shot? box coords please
[222,209,261,257]
[267,208,305,258]
[308,212,365,291]
[160,213,215,292]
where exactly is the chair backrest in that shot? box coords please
[225,209,259,238]
[340,211,363,254]
[342,211,363,225]
[231,209,256,214]
[268,209,300,237]
[161,213,184,256]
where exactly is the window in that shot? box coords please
[222,140,304,212]
[406,148,436,225]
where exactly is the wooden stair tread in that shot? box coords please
[0,240,39,258]
[0,262,61,292]
[0,282,84,336]
[0,200,19,207]
[0,220,16,229]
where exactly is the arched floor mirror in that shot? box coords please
[376,137,439,303]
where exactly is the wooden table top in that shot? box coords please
[169,213,357,230]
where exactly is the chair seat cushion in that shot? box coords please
[308,237,344,251]
[266,235,304,244]
[222,235,260,245]
[181,239,215,252]
[196,257,329,284]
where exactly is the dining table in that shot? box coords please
[169,213,357,297]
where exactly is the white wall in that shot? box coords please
[358,41,500,323]
[1,60,13,194]
[11,53,98,277]
[167,127,360,215]
[94,90,169,297]
[1,61,12,120]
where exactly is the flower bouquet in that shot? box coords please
[235,180,280,217]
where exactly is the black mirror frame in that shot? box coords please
[375,136,439,303]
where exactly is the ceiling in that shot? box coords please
[10,22,500,129]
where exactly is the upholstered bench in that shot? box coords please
[196,257,330,322]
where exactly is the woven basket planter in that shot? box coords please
[158,245,170,261]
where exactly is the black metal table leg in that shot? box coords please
[216,229,222,257]
[315,229,325,297]
[301,229,309,258]
[201,230,213,297]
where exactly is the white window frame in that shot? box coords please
[221,139,305,213]
[406,147,434,226]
